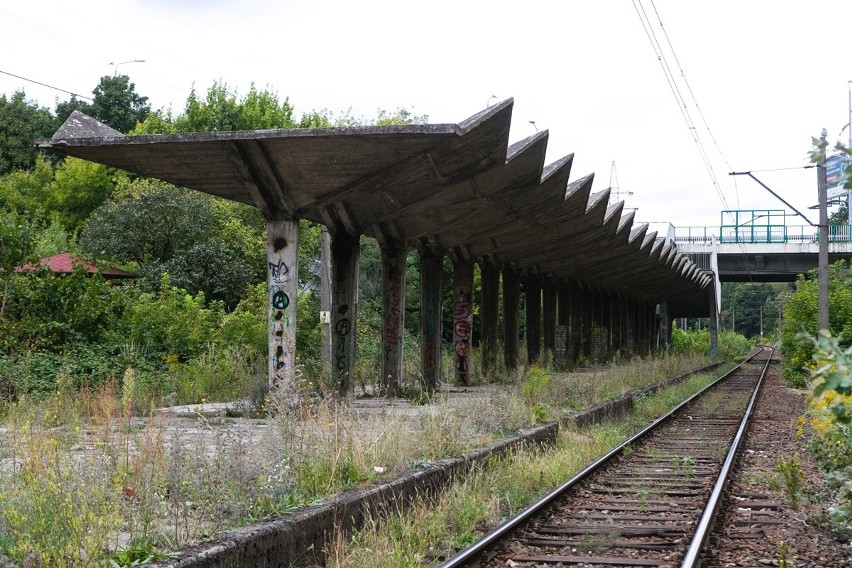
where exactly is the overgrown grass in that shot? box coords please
[0,352,723,566]
[326,364,733,567]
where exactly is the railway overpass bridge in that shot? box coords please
[672,216,852,282]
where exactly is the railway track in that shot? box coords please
[440,347,774,568]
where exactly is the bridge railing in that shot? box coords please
[674,224,852,245]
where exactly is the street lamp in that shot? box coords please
[109,59,145,76]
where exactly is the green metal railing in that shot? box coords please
[673,224,852,245]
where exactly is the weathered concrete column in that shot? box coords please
[452,258,474,385]
[569,282,582,363]
[381,243,406,396]
[331,230,360,397]
[420,251,443,390]
[502,266,520,371]
[626,298,635,354]
[556,280,569,364]
[480,262,500,376]
[709,291,718,356]
[525,272,542,364]
[267,219,299,392]
[660,301,672,351]
[319,226,332,377]
[582,287,594,360]
[604,292,613,354]
[542,275,557,360]
[611,294,622,353]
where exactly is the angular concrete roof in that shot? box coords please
[39,101,710,311]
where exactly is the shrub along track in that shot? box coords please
[441,347,773,567]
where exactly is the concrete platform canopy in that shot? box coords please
[39,100,712,393]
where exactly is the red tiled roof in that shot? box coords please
[15,253,136,279]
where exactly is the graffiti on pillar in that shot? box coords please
[453,288,472,376]
[268,235,295,387]
[383,265,404,350]
[335,304,351,373]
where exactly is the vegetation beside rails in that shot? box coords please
[326,369,726,567]
[0,353,732,567]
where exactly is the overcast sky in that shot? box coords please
[2,1,851,230]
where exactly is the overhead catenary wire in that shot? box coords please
[631,1,735,219]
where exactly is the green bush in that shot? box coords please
[781,261,852,386]
[124,276,222,363]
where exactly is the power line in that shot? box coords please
[0,69,93,101]
[631,1,732,214]
[649,0,740,211]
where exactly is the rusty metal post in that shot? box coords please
[542,275,557,361]
[420,251,443,390]
[267,219,299,394]
[452,258,474,386]
[502,266,520,371]
[526,271,542,364]
[480,261,500,377]
[331,230,360,397]
[381,242,406,396]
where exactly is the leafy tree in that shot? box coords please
[88,75,150,133]
[157,240,254,310]
[80,184,215,263]
[173,81,294,132]
[49,158,115,229]
[829,203,848,225]
[0,91,56,175]
[0,156,54,218]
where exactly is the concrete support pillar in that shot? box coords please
[502,266,520,371]
[569,282,582,363]
[611,294,622,353]
[557,280,569,364]
[650,303,659,351]
[420,251,443,390]
[452,258,474,386]
[480,262,500,376]
[542,275,557,360]
[320,226,332,377]
[380,243,406,396]
[709,291,719,356]
[624,298,637,355]
[583,287,594,360]
[660,301,672,351]
[526,272,542,364]
[267,219,299,392]
[331,230,360,397]
[604,292,613,354]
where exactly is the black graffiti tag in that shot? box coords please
[272,291,289,310]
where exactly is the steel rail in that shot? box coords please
[439,348,766,568]
[680,345,774,567]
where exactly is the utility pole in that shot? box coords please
[759,305,763,338]
[818,129,830,332]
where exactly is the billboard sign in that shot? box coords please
[826,153,850,200]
